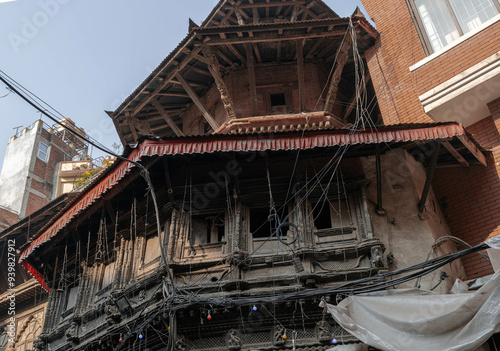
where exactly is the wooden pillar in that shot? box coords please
[296,39,306,112]
[244,43,259,116]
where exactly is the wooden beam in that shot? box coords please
[170,79,205,88]
[277,40,282,63]
[324,35,352,114]
[199,30,349,46]
[129,47,201,118]
[155,93,190,98]
[135,111,185,122]
[245,43,259,116]
[125,112,139,143]
[213,47,234,66]
[194,54,210,65]
[442,141,469,167]
[456,135,487,167]
[150,98,185,137]
[296,39,305,112]
[202,46,238,120]
[252,43,262,63]
[283,4,294,17]
[197,18,352,35]
[175,72,219,130]
[418,142,441,213]
[234,6,245,25]
[226,44,246,64]
[305,37,325,60]
[375,144,385,215]
[343,71,371,121]
[252,7,260,24]
[226,1,305,9]
[299,4,319,19]
[238,5,251,20]
[218,9,235,27]
[317,40,339,61]
[186,65,212,77]
[291,2,301,22]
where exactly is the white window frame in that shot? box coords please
[408,0,500,55]
[37,142,50,162]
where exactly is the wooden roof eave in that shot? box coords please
[111,32,198,121]
[193,18,378,48]
[195,17,352,35]
[201,0,340,28]
[110,15,379,146]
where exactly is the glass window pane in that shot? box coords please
[38,150,47,161]
[415,0,461,51]
[38,142,48,161]
[39,142,48,153]
[449,0,499,33]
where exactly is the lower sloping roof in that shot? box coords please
[19,122,486,290]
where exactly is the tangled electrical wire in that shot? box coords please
[110,240,491,351]
[163,241,491,309]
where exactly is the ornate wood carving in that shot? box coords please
[202,46,237,120]
[324,34,353,114]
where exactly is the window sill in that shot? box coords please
[314,227,355,237]
[61,306,75,319]
[253,236,279,241]
[410,14,500,72]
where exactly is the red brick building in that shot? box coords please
[0,206,18,232]
[0,119,83,218]
[361,0,500,278]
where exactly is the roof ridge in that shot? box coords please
[200,0,339,29]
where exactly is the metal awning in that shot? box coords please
[19,122,486,290]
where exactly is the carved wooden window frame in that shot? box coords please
[245,203,299,253]
[307,188,373,245]
[180,211,228,259]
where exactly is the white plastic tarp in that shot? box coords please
[325,236,500,351]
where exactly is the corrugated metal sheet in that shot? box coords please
[19,123,470,290]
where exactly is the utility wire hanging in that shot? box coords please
[0,87,13,98]
[0,69,175,293]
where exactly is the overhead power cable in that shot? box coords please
[0,70,174,291]
[0,87,12,98]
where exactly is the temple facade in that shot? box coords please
[11,1,498,350]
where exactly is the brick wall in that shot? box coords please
[24,126,76,217]
[25,192,46,217]
[433,113,500,279]
[362,0,500,125]
[0,207,19,231]
[182,62,328,135]
[361,0,500,279]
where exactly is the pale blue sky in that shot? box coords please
[0,0,369,167]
